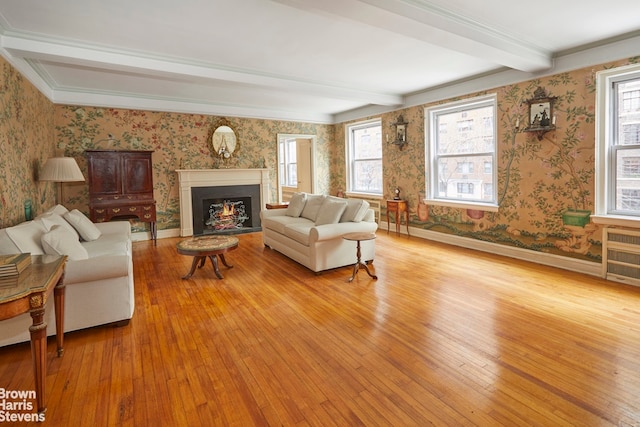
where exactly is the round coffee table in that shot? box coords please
[176,235,239,279]
[342,232,377,282]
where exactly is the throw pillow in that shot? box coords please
[41,225,89,261]
[63,209,102,241]
[340,199,370,223]
[300,194,325,222]
[39,212,80,240]
[315,198,348,225]
[5,219,47,255]
[40,204,69,217]
[286,192,307,217]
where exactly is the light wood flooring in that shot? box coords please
[1,231,640,426]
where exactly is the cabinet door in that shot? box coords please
[88,154,122,196]
[122,153,153,195]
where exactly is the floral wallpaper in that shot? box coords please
[334,58,640,263]
[2,51,639,264]
[0,57,56,228]
[53,107,333,233]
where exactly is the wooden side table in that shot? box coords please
[265,203,289,209]
[342,232,378,282]
[0,255,67,414]
[386,199,409,236]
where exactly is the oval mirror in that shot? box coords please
[211,125,237,159]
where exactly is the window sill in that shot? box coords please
[591,215,640,229]
[346,192,383,200]
[424,199,499,212]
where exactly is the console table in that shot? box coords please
[0,255,67,413]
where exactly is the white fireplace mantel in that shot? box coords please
[176,168,270,236]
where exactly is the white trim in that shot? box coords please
[276,133,317,202]
[595,63,640,219]
[398,226,602,277]
[345,118,383,196]
[424,93,498,208]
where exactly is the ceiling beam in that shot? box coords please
[1,34,403,107]
[271,0,552,72]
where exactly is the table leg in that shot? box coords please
[218,254,234,269]
[182,256,202,279]
[29,307,47,413]
[387,208,391,234]
[405,210,410,236]
[208,255,224,279]
[151,221,157,246]
[348,240,378,282]
[54,277,65,357]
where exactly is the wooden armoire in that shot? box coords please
[85,150,157,244]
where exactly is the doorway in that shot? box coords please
[277,134,316,203]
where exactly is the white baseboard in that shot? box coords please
[396,225,603,278]
[131,228,181,242]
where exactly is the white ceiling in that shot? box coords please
[1,0,639,124]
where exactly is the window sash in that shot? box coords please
[426,95,498,208]
[346,119,382,194]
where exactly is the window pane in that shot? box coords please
[287,163,297,186]
[353,159,382,193]
[616,148,640,213]
[352,127,382,159]
[436,155,494,201]
[436,105,494,155]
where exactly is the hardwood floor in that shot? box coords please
[1,232,640,426]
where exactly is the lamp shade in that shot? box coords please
[40,157,85,182]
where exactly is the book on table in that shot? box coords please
[0,253,31,278]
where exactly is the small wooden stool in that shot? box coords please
[342,232,378,282]
[176,235,239,279]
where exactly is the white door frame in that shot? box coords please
[276,133,317,203]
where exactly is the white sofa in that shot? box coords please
[0,205,134,347]
[260,193,378,273]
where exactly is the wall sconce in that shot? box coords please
[519,87,557,141]
[387,115,408,150]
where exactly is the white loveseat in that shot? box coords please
[0,205,134,347]
[260,193,378,273]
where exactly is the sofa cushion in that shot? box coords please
[64,209,102,241]
[262,215,311,235]
[315,197,348,225]
[39,212,80,240]
[5,219,47,254]
[283,223,314,246]
[41,225,89,261]
[300,194,325,221]
[341,199,370,223]
[286,192,307,217]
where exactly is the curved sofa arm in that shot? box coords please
[65,255,131,285]
[310,221,378,242]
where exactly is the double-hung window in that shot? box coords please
[346,119,382,195]
[595,64,640,225]
[425,94,498,210]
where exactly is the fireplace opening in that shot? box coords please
[203,197,251,232]
[191,184,261,236]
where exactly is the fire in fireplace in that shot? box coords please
[191,184,261,236]
[205,199,250,231]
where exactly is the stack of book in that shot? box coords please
[0,253,31,288]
